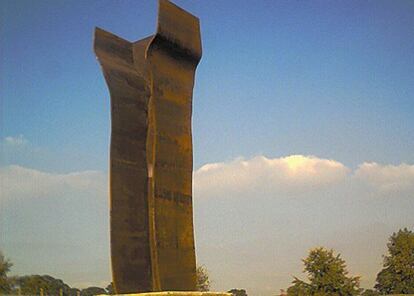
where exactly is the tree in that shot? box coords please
[16,275,72,296]
[287,278,310,296]
[68,288,81,296]
[0,251,13,294]
[227,288,248,296]
[374,228,414,294]
[80,286,107,296]
[196,265,211,292]
[287,247,361,296]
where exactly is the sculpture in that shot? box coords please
[93,0,202,293]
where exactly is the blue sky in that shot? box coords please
[1,1,414,295]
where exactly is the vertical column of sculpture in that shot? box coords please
[94,0,202,293]
[147,0,202,290]
[94,29,154,292]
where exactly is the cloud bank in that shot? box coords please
[194,155,414,199]
[195,155,350,196]
[0,165,106,202]
[2,155,413,202]
[355,162,414,193]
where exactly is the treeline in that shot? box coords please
[0,261,113,296]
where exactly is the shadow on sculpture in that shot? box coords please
[94,0,203,293]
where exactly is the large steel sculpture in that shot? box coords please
[94,0,202,293]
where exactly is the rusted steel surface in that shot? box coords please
[94,0,201,293]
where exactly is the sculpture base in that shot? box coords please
[103,293,231,296]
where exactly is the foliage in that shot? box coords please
[0,251,13,293]
[287,247,361,296]
[68,288,81,296]
[374,227,414,294]
[287,278,310,296]
[227,288,248,296]
[0,251,110,296]
[360,289,379,296]
[196,265,211,292]
[80,286,107,296]
[16,274,73,295]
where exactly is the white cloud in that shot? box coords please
[0,165,106,202]
[194,155,414,199]
[2,135,28,147]
[354,162,414,193]
[194,155,350,197]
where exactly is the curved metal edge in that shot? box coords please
[146,0,202,66]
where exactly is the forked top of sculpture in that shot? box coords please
[94,0,202,68]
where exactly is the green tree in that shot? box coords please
[16,275,72,296]
[287,247,361,296]
[68,288,81,296]
[374,227,414,294]
[227,288,248,296]
[287,278,310,296]
[196,265,211,292]
[80,286,107,296]
[0,251,13,294]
